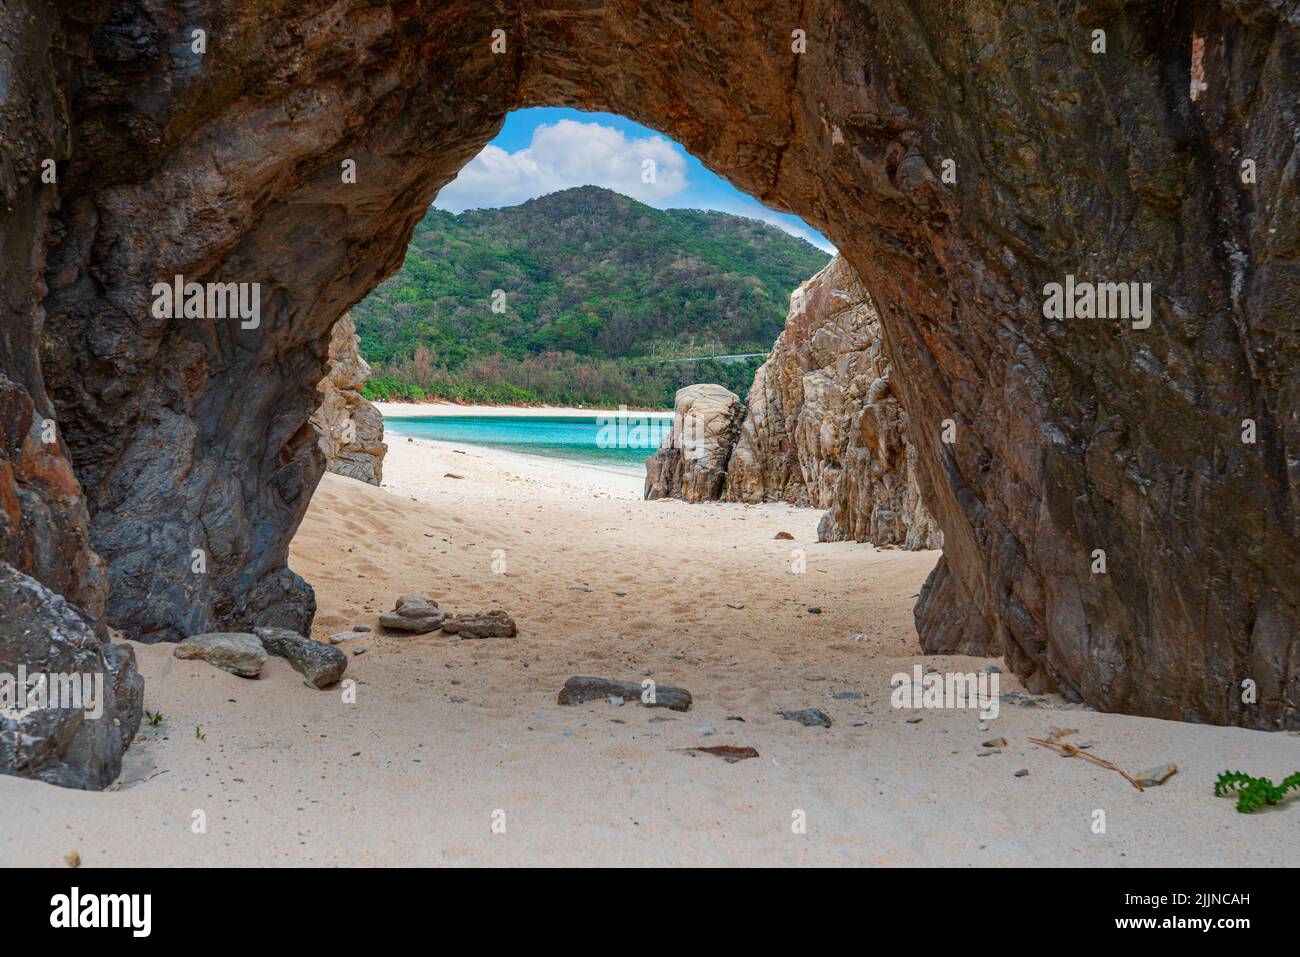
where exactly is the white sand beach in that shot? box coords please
[1,431,1297,867]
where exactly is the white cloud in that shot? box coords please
[434,119,689,211]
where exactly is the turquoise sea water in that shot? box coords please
[384,414,673,470]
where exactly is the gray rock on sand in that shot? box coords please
[557,676,693,712]
[379,594,446,633]
[1135,763,1178,787]
[255,627,348,689]
[174,633,267,678]
[442,610,517,639]
[0,563,145,790]
[777,707,833,728]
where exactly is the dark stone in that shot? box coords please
[0,563,143,789]
[255,627,347,689]
[777,708,833,728]
[557,676,693,712]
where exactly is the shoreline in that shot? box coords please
[387,430,647,480]
[380,403,664,475]
[374,400,674,419]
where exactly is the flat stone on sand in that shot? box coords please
[174,633,267,678]
[557,676,692,712]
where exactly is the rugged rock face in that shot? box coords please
[310,314,387,486]
[0,1,1294,728]
[724,255,941,550]
[645,384,744,502]
[0,0,145,789]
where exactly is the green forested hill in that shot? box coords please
[352,186,830,407]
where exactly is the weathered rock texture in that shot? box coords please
[310,314,386,486]
[0,563,143,789]
[0,1,1295,730]
[724,255,941,550]
[645,384,745,502]
[0,2,144,788]
[173,632,268,678]
[255,626,347,688]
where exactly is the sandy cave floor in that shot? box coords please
[1,436,1297,867]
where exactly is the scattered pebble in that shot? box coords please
[777,708,832,728]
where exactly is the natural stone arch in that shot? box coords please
[10,1,1297,729]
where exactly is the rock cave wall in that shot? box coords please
[0,1,1293,737]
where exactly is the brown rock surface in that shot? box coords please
[0,1,1290,729]
[724,255,940,550]
[645,384,744,503]
[310,314,387,486]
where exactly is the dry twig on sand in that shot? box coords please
[1028,728,1146,792]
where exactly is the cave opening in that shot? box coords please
[299,104,944,680]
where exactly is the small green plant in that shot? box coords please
[194,725,205,741]
[1214,770,1300,813]
[145,710,163,727]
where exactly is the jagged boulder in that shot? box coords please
[0,563,143,790]
[645,385,744,502]
[311,314,387,486]
[724,256,940,550]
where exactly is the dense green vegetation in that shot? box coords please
[352,186,830,407]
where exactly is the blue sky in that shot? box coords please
[433,108,835,253]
